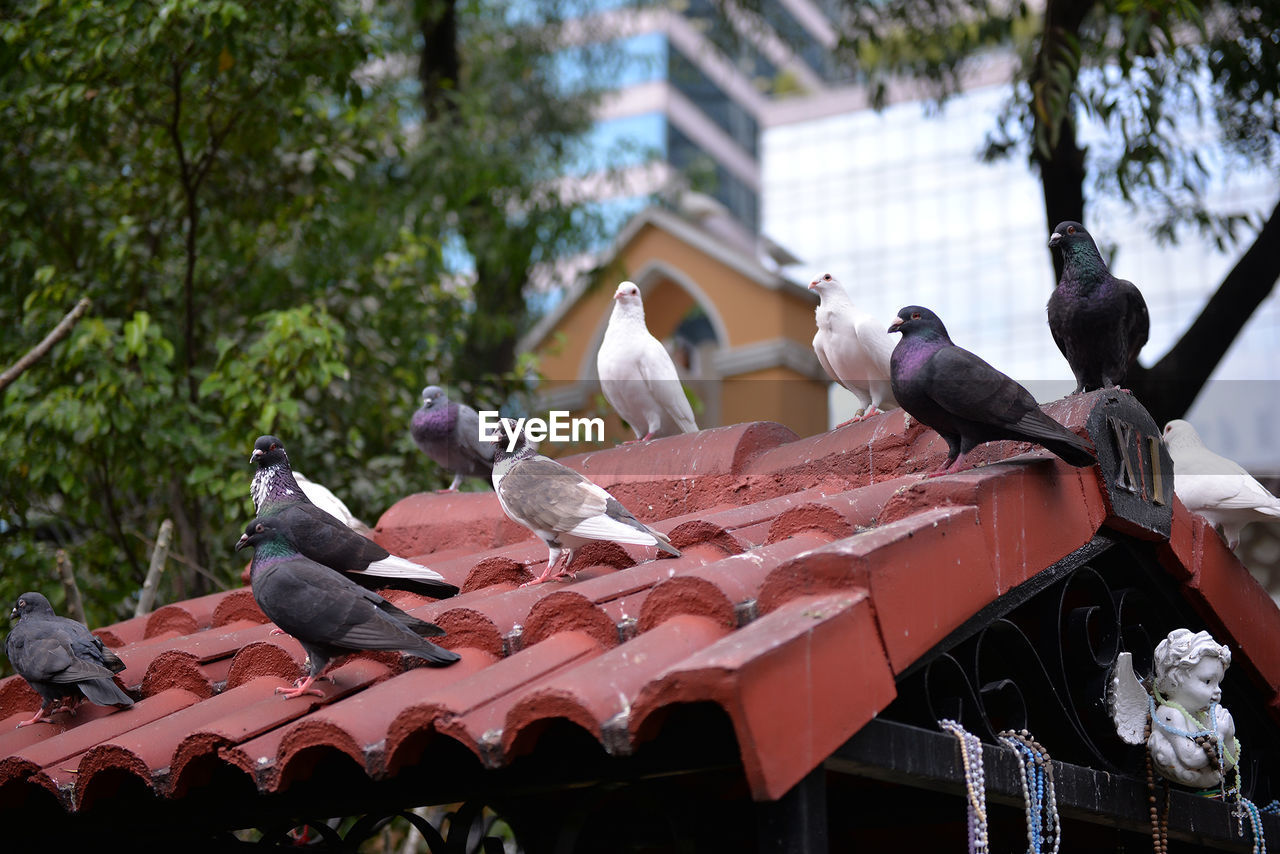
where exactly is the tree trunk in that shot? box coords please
[418,0,460,120]
[1030,0,1096,281]
[1128,196,1280,425]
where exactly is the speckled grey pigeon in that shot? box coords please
[250,435,457,598]
[410,386,495,492]
[597,281,698,442]
[889,306,1096,477]
[491,419,680,585]
[236,516,460,699]
[5,591,133,727]
[1047,221,1149,393]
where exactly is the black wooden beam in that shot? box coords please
[827,718,1277,851]
[755,767,828,854]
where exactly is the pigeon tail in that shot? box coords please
[653,531,681,557]
[359,553,450,582]
[375,599,449,637]
[1039,435,1098,468]
[98,647,127,674]
[1008,410,1096,468]
[77,678,134,707]
[405,639,463,667]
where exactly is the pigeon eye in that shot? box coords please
[1067,225,1076,234]
[911,312,921,320]
[823,274,832,281]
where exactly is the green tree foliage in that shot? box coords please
[832,0,1280,423]
[0,0,610,626]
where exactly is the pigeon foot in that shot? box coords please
[276,677,325,699]
[924,454,971,478]
[522,553,575,586]
[15,709,52,728]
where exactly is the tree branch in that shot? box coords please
[168,59,201,404]
[0,297,92,392]
[1128,195,1280,425]
[1030,0,1096,280]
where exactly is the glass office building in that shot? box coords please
[760,84,1280,468]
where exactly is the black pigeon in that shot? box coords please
[888,306,1096,477]
[250,436,457,599]
[492,419,680,585]
[236,516,460,699]
[1047,221,1150,393]
[410,386,495,492]
[5,592,133,727]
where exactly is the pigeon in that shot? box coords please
[410,385,495,492]
[596,281,698,442]
[1163,419,1280,549]
[808,272,899,423]
[888,306,1096,477]
[1047,221,1150,393]
[236,516,460,699]
[491,419,680,585]
[5,592,133,727]
[250,436,458,598]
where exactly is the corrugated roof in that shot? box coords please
[2,389,1278,818]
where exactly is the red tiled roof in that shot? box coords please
[2,390,1278,816]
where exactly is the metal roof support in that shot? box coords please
[755,766,829,854]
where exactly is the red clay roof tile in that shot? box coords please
[5,393,1278,818]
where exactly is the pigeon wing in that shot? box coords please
[1119,279,1150,365]
[274,504,392,572]
[20,635,117,685]
[295,472,366,530]
[497,457,609,534]
[452,403,497,472]
[1177,472,1280,515]
[921,345,1040,429]
[852,313,897,383]
[635,336,698,434]
[812,330,842,389]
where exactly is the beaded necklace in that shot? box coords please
[940,719,988,854]
[998,729,1061,854]
[1149,692,1267,853]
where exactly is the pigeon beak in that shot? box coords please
[888,317,904,333]
[807,280,817,290]
[1048,232,1062,248]
[235,533,250,552]
[249,449,263,464]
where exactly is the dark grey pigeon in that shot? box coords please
[491,419,680,585]
[889,306,1096,477]
[250,435,457,599]
[5,591,133,727]
[1047,221,1150,393]
[236,516,460,699]
[410,386,495,492]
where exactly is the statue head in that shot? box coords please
[1153,629,1231,711]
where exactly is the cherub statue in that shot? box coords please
[1110,628,1239,789]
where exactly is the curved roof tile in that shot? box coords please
[3,391,1277,821]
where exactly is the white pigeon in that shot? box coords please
[491,420,680,585]
[1163,419,1280,549]
[596,281,698,442]
[809,272,899,424]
